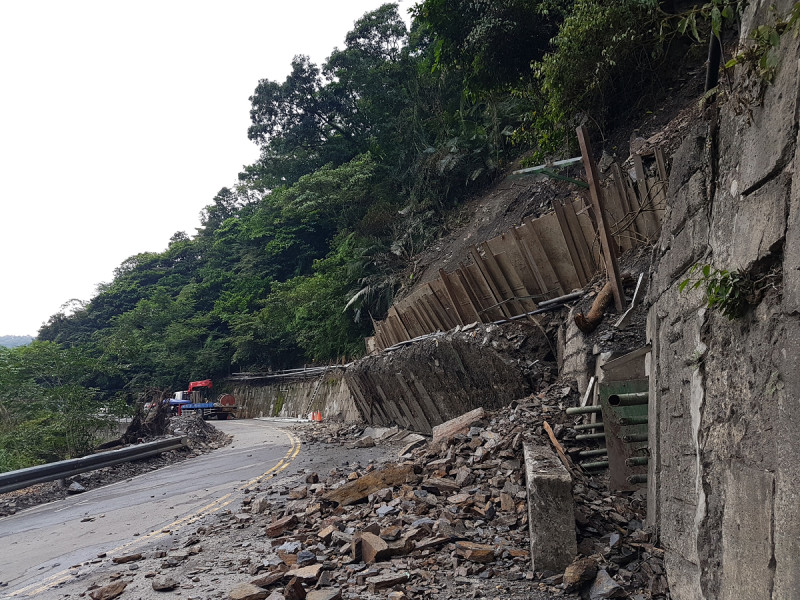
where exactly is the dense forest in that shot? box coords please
[1,0,724,470]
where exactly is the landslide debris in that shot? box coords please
[75,392,665,600]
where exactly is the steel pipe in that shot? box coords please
[627,474,648,484]
[619,416,649,426]
[622,433,649,443]
[608,392,649,407]
[566,405,602,415]
[581,460,609,470]
[0,437,187,494]
[575,432,606,441]
[626,456,649,466]
[574,422,604,431]
[578,448,608,457]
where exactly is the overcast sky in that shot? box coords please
[0,0,412,337]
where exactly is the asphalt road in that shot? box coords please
[0,419,301,598]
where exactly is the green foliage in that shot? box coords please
[724,2,800,84]
[679,264,752,319]
[0,342,126,472]
[536,0,664,128]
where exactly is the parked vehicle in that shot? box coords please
[172,380,237,420]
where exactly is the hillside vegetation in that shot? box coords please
[2,0,721,469]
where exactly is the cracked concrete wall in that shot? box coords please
[647,1,800,598]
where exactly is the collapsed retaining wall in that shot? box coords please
[344,325,536,435]
[647,2,800,598]
[232,370,360,422]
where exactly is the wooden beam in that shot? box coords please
[480,242,526,315]
[469,247,513,319]
[438,269,468,325]
[388,306,411,340]
[633,153,661,239]
[611,162,643,243]
[577,125,625,312]
[455,263,484,322]
[428,282,458,329]
[511,225,548,295]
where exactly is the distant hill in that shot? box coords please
[0,335,33,348]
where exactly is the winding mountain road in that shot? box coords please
[0,420,301,597]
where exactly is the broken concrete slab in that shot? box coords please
[523,443,577,573]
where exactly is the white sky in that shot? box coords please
[0,0,412,337]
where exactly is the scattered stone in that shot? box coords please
[564,557,599,591]
[589,569,627,599]
[111,553,142,564]
[67,481,86,494]
[360,531,390,564]
[152,576,179,591]
[283,576,306,600]
[305,590,342,600]
[88,581,127,600]
[266,514,298,537]
[431,407,486,444]
[455,541,495,563]
[366,572,409,592]
[229,582,269,600]
[284,564,322,582]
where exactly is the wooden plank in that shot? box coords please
[469,247,512,319]
[386,315,405,345]
[543,421,577,479]
[624,175,651,242]
[633,153,661,240]
[572,196,602,267]
[494,250,537,313]
[487,234,539,303]
[577,125,625,312]
[654,146,669,182]
[518,219,564,297]
[463,261,502,320]
[419,293,445,331]
[480,242,526,315]
[432,407,486,444]
[454,264,484,322]
[429,280,459,329]
[562,198,597,276]
[611,163,643,246]
[438,269,468,325]
[511,225,548,295]
[552,199,589,285]
[530,212,582,293]
[602,179,633,252]
[388,306,411,340]
[398,304,423,339]
[410,297,437,334]
[424,286,452,330]
[647,176,667,226]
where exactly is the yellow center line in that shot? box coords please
[10,428,301,597]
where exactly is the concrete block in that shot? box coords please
[523,443,576,572]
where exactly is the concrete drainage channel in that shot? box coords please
[0,436,187,494]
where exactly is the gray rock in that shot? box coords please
[67,482,86,494]
[151,576,178,591]
[589,569,626,599]
[296,549,316,566]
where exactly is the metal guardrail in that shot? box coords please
[0,436,187,494]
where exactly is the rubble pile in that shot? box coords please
[161,391,664,600]
[0,413,231,517]
[169,413,232,451]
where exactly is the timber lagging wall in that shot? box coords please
[373,153,669,349]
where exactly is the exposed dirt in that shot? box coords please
[0,414,231,518]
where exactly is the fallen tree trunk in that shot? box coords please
[575,280,614,334]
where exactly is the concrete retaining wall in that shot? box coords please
[647,2,800,597]
[232,370,360,422]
